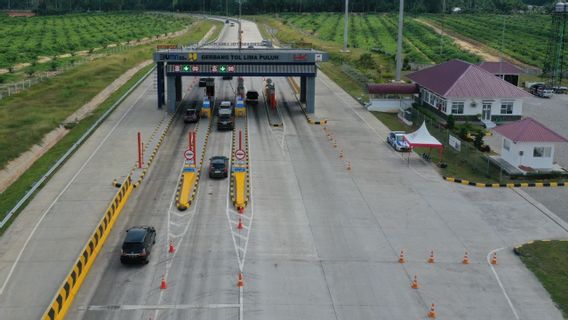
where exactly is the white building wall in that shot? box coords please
[501,138,555,169]
[445,98,523,117]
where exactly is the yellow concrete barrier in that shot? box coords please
[177,166,197,210]
[232,171,247,210]
[43,176,133,320]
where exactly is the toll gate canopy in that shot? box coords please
[153,48,329,113]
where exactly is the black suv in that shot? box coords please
[120,226,156,264]
[217,109,235,130]
[209,156,229,178]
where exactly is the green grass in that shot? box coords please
[424,14,552,68]
[0,19,218,170]
[0,19,220,234]
[0,12,193,68]
[516,240,568,318]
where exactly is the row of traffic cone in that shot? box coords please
[323,126,352,171]
[398,250,498,265]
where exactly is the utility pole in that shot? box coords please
[238,0,242,49]
[342,0,349,52]
[395,0,405,81]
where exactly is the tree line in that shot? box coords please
[0,0,548,15]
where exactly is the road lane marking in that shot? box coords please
[0,79,153,296]
[84,303,240,311]
[487,247,520,320]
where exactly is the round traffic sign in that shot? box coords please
[235,149,246,160]
[184,149,195,161]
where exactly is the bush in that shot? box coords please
[447,114,455,129]
[474,131,484,149]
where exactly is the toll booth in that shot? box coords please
[235,97,246,117]
[201,97,211,118]
[154,48,329,114]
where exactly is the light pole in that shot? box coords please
[395,0,405,81]
[236,0,243,49]
[342,0,349,52]
[226,0,228,16]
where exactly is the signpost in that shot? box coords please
[184,149,195,161]
[235,149,246,160]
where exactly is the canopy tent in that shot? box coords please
[403,122,444,161]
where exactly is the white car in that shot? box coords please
[387,131,410,152]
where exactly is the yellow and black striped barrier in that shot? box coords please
[443,176,566,188]
[286,77,328,126]
[42,176,133,320]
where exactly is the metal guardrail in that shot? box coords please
[0,65,156,230]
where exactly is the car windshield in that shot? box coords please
[219,109,232,116]
[396,135,405,142]
[185,109,196,115]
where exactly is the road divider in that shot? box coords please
[443,176,567,188]
[177,166,197,210]
[42,176,133,320]
[230,122,250,212]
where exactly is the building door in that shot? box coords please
[482,103,492,121]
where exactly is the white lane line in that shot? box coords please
[0,81,152,296]
[85,303,240,311]
[487,248,520,320]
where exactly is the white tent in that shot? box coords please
[403,121,444,160]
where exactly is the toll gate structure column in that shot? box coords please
[175,76,182,102]
[300,77,307,103]
[157,62,165,109]
[166,75,176,113]
[306,76,316,114]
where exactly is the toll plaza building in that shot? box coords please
[153,48,329,114]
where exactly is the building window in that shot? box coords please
[503,139,510,151]
[500,101,514,114]
[533,146,552,158]
[430,93,436,106]
[451,102,464,114]
[423,91,430,103]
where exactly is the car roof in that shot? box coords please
[211,156,227,161]
[125,227,149,242]
[390,131,406,134]
[220,101,231,106]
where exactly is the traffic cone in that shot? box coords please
[169,241,175,254]
[237,218,244,230]
[346,161,352,171]
[427,250,435,264]
[238,207,244,214]
[160,276,167,290]
[491,252,497,265]
[463,251,470,265]
[411,275,420,289]
[398,250,406,264]
[237,272,244,288]
[339,150,344,159]
[427,303,437,318]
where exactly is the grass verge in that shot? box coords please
[0,19,219,170]
[0,18,221,235]
[516,240,568,318]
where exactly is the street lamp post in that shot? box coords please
[342,0,349,52]
[238,0,242,49]
[395,0,405,81]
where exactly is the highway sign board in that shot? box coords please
[235,149,246,160]
[184,149,195,161]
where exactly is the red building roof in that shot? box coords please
[406,59,530,99]
[367,83,419,95]
[494,117,568,143]
[479,61,523,75]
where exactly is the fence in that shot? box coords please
[412,110,505,182]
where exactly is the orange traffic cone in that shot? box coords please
[346,161,352,171]
[491,252,497,265]
[427,250,435,264]
[169,241,175,254]
[339,150,344,159]
[411,275,420,289]
[398,250,406,264]
[237,273,244,288]
[237,218,244,230]
[427,303,437,318]
[238,207,244,214]
[463,251,470,265]
[160,276,167,290]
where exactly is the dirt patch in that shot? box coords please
[415,18,501,62]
